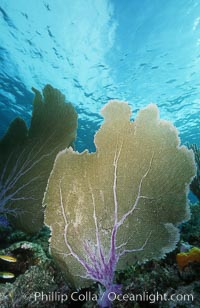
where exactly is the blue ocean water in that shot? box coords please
[0,0,200,154]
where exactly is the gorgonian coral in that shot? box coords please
[44,101,195,307]
[0,85,77,233]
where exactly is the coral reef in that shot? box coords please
[176,247,200,270]
[114,257,200,308]
[44,101,195,307]
[0,85,78,233]
[0,240,70,308]
[1,243,199,308]
[0,217,199,307]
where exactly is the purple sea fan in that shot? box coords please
[44,100,196,307]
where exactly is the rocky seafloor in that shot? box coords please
[0,203,200,308]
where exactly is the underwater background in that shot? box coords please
[1,0,200,151]
[0,0,200,307]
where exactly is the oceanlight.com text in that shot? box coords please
[33,291,194,304]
